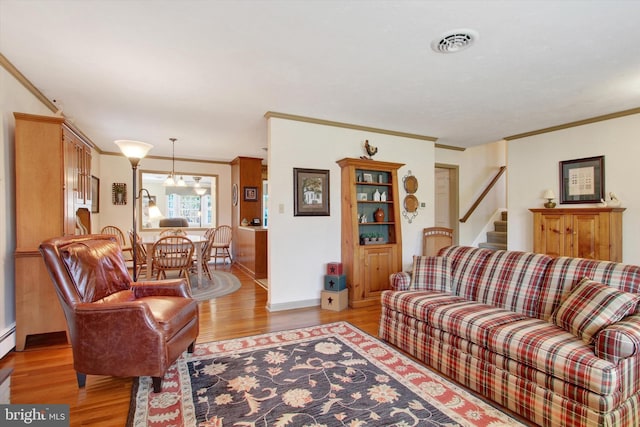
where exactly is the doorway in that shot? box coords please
[434,164,459,244]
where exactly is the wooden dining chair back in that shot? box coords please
[422,227,454,257]
[198,228,217,280]
[128,230,149,279]
[160,228,187,236]
[100,226,132,259]
[152,236,194,288]
[211,225,233,266]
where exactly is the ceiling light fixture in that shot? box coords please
[164,137,180,186]
[431,28,479,53]
[193,176,207,195]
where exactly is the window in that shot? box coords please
[140,171,217,230]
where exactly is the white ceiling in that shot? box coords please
[2,0,640,162]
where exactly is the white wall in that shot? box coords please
[508,113,640,264]
[0,67,55,357]
[97,154,232,237]
[266,118,435,311]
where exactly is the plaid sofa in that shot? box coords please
[379,246,640,427]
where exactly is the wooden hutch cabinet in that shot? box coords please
[14,113,93,350]
[337,158,404,308]
[530,207,624,262]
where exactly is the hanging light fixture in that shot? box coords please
[164,137,178,186]
[193,176,207,195]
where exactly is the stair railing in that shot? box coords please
[459,166,506,223]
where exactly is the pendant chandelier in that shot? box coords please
[163,137,186,186]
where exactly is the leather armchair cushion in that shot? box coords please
[61,240,130,302]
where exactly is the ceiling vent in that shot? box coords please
[431,29,479,53]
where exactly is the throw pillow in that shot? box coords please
[550,277,640,344]
[410,256,452,292]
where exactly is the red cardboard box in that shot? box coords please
[326,262,343,275]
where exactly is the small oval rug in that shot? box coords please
[189,270,241,301]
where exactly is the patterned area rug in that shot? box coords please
[127,322,523,426]
[189,270,241,302]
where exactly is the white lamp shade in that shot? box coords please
[543,189,556,199]
[115,140,153,159]
[148,205,163,219]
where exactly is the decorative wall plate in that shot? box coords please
[403,175,418,194]
[404,194,419,212]
[232,184,238,206]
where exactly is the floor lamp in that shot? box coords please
[115,140,153,282]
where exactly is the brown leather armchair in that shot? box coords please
[39,234,199,393]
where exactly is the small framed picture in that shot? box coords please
[293,168,330,216]
[357,193,368,201]
[363,173,373,183]
[244,186,258,201]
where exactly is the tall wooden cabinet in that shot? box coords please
[14,113,93,350]
[337,158,404,308]
[530,208,624,262]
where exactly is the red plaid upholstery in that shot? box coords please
[539,257,640,321]
[594,314,640,363]
[380,246,640,427]
[551,278,640,344]
[389,271,411,291]
[438,245,494,298]
[474,250,553,318]
[409,256,452,292]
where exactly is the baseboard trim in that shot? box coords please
[266,298,320,312]
[0,325,16,358]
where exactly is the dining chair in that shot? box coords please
[128,230,150,279]
[197,227,217,280]
[152,236,195,288]
[100,225,132,259]
[160,228,187,236]
[422,227,454,257]
[211,225,233,266]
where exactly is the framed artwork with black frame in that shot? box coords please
[293,168,330,216]
[244,186,258,201]
[91,175,100,213]
[559,155,604,204]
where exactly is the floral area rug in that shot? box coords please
[127,322,523,426]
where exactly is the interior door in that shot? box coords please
[435,164,459,244]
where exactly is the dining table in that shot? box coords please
[142,234,208,288]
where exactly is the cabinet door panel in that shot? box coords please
[537,214,566,257]
[362,247,394,299]
[572,214,599,259]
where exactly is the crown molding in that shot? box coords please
[504,107,640,141]
[266,111,443,140]
[102,150,231,165]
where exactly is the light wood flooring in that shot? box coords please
[0,265,382,426]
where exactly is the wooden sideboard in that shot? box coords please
[530,207,624,262]
[14,113,93,350]
[235,226,268,279]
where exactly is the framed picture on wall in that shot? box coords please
[244,186,258,201]
[559,155,604,204]
[293,168,330,216]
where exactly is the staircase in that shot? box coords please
[479,211,507,251]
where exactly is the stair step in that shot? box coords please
[494,220,507,232]
[479,242,507,251]
[501,211,508,221]
[487,231,507,244]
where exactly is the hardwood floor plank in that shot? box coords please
[0,265,382,426]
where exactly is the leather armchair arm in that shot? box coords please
[71,301,168,377]
[131,278,192,298]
